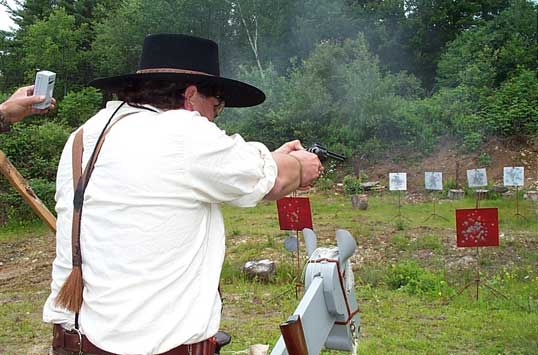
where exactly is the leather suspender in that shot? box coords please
[68,103,154,327]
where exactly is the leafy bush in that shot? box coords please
[356,138,386,163]
[434,1,538,146]
[343,175,363,195]
[0,122,71,180]
[0,178,56,223]
[437,1,537,90]
[478,152,491,167]
[0,122,70,223]
[226,35,433,156]
[444,178,458,190]
[482,69,538,137]
[386,261,452,297]
[463,132,484,152]
[454,113,486,152]
[57,87,103,128]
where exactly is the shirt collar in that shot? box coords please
[105,101,163,113]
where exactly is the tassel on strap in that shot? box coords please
[55,265,84,312]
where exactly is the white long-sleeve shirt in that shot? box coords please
[43,101,277,354]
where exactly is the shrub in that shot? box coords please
[478,152,491,167]
[482,69,538,137]
[0,122,70,224]
[454,112,486,152]
[463,131,484,152]
[343,175,363,195]
[444,178,458,190]
[0,121,70,180]
[386,261,452,297]
[57,87,103,128]
[0,178,56,223]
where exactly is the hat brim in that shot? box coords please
[88,72,265,108]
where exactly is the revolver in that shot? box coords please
[307,143,345,162]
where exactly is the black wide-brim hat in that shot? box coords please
[89,34,265,108]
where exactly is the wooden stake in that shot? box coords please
[0,149,56,233]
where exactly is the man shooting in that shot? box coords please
[44,34,322,355]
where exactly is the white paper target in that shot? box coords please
[467,168,488,188]
[389,173,407,191]
[503,167,524,187]
[425,172,443,190]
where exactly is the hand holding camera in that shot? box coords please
[0,79,56,126]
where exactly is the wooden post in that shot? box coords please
[0,149,56,233]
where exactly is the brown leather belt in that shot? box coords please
[53,324,217,355]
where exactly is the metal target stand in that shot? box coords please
[448,247,510,302]
[391,190,411,223]
[513,186,528,221]
[424,190,448,222]
[447,246,525,310]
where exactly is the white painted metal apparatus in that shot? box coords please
[271,228,360,355]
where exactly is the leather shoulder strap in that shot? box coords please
[70,111,138,277]
[72,129,84,191]
[59,104,146,318]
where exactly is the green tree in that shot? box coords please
[8,0,56,29]
[349,0,512,89]
[482,69,538,137]
[90,0,239,78]
[20,8,88,96]
[437,0,538,90]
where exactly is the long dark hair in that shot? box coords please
[114,79,224,111]
[115,80,188,110]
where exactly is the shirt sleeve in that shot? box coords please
[185,124,277,207]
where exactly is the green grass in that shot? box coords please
[0,192,537,354]
[357,286,538,354]
[220,193,538,354]
[0,219,50,242]
[0,291,50,354]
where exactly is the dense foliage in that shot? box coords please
[0,0,537,221]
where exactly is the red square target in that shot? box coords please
[276,197,313,231]
[456,208,499,247]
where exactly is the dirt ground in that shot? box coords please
[0,231,54,293]
[359,136,538,191]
